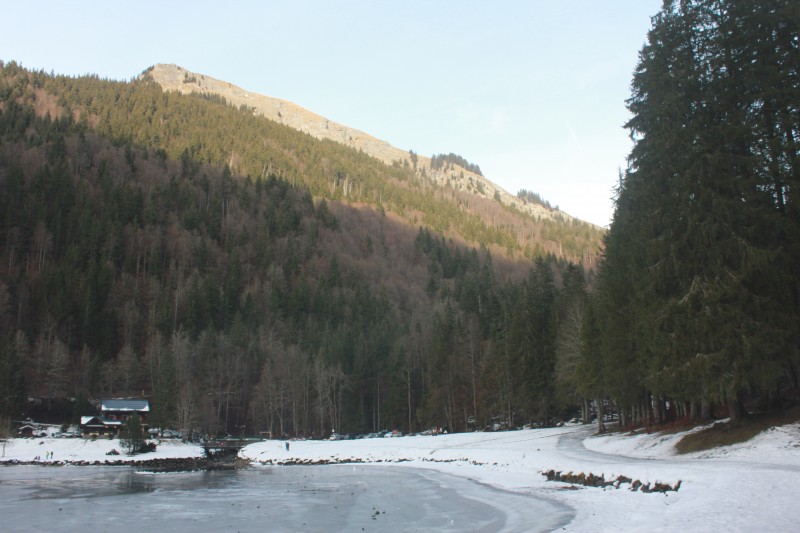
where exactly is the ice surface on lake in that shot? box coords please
[0,465,572,532]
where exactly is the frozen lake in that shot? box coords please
[0,464,572,532]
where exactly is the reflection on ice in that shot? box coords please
[0,465,572,532]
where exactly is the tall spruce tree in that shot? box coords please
[593,0,800,424]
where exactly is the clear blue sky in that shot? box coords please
[2,1,662,227]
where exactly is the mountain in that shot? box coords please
[146,63,579,226]
[0,60,596,437]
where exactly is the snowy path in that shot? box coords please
[554,424,800,531]
[238,425,800,531]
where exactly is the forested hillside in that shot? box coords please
[3,0,795,440]
[147,63,593,237]
[583,0,799,428]
[0,62,593,436]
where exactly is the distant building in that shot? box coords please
[79,399,150,437]
[80,415,121,437]
[100,399,150,425]
[17,424,39,438]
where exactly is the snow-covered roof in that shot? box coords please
[100,399,150,412]
[80,416,122,427]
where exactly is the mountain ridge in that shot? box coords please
[145,63,589,227]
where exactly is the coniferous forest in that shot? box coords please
[581,0,799,428]
[1,0,797,438]
[0,60,590,437]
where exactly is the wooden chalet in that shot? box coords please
[79,399,151,437]
[100,399,150,426]
[17,424,38,438]
[80,416,121,437]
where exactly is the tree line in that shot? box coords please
[430,153,483,176]
[517,189,555,211]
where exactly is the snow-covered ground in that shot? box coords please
[3,422,799,532]
[0,436,203,463]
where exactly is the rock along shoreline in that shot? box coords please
[0,456,251,472]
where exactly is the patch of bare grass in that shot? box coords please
[676,406,800,454]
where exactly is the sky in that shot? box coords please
[2,1,663,227]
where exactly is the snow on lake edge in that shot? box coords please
[2,422,799,532]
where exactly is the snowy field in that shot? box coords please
[3,422,800,531]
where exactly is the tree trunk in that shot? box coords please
[727,391,741,424]
[595,399,606,433]
[700,399,712,421]
[406,367,412,433]
[654,397,666,425]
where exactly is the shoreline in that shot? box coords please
[0,455,246,471]
[2,424,799,531]
[0,453,492,472]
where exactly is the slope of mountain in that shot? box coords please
[146,63,581,226]
[0,61,596,438]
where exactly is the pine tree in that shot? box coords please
[595,0,800,423]
[0,334,26,418]
[120,414,145,454]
